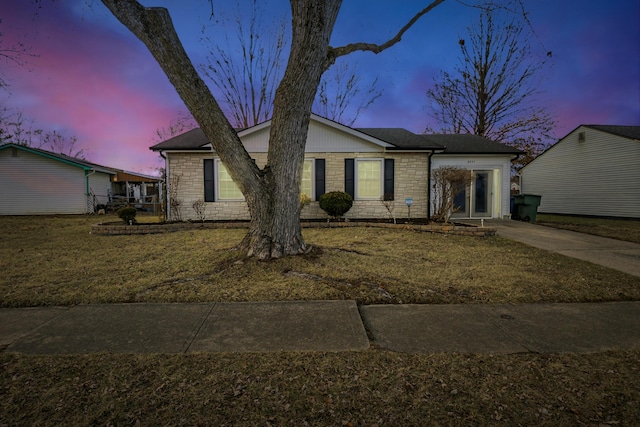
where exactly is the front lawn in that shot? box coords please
[1,215,639,307]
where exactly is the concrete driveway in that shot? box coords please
[466,219,640,278]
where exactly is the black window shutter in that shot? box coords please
[344,159,355,198]
[315,159,325,201]
[384,158,394,200]
[204,159,215,202]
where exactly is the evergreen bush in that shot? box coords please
[117,206,137,224]
[319,191,353,219]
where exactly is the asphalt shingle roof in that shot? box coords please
[355,128,444,150]
[149,128,210,151]
[584,125,640,141]
[150,125,521,155]
[424,134,523,154]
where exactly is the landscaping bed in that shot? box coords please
[91,218,496,237]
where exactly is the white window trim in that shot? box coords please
[355,158,384,200]
[215,159,245,201]
[301,158,315,201]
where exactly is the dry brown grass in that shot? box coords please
[1,215,639,307]
[2,350,639,426]
[537,214,640,244]
[2,215,640,426]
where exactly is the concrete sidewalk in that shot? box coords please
[2,301,639,355]
[466,219,640,277]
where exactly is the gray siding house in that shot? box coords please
[0,143,162,215]
[519,125,640,219]
[0,144,114,215]
[151,114,521,221]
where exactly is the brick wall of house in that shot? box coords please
[168,151,430,221]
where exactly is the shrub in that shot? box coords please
[319,191,353,219]
[192,199,206,222]
[431,167,474,223]
[117,206,137,224]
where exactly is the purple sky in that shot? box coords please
[2,0,639,174]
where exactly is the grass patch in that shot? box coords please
[1,215,639,307]
[537,214,640,244]
[2,351,639,425]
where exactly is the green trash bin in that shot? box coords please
[513,194,542,222]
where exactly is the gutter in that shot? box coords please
[427,152,433,220]
[159,151,170,221]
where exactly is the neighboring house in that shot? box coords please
[108,170,163,213]
[519,125,640,219]
[150,114,521,221]
[0,143,161,215]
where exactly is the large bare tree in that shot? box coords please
[425,7,554,163]
[101,0,445,260]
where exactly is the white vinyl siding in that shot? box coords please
[0,148,88,215]
[238,115,389,153]
[520,126,640,218]
[88,172,112,206]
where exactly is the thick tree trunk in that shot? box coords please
[237,0,342,259]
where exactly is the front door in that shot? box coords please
[452,170,493,218]
[471,171,492,217]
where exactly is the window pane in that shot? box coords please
[357,160,381,199]
[301,160,313,198]
[218,162,243,200]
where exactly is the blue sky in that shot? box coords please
[2,0,639,173]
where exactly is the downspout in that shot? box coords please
[84,169,97,213]
[160,151,169,221]
[427,152,433,220]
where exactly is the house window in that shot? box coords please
[301,159,314,199]
[345,158,393,201]
[356,159,383,199]
[216,160,244,201]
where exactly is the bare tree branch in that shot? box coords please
[328,0,446,60]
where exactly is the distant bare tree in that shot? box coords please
[41,130,86,159]
[425,6,555,167]
[200,0,286,129]
[0,17,34,91]
[314,61,382,127]
[0,110,42,146]
[153,110,197,143]
[200,0,381,128]
[0,109,86,159]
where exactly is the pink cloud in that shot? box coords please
[3,1,185,172]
